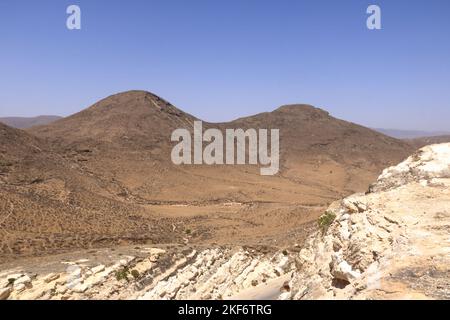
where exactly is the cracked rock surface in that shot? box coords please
[286,143,450,300]
[0,246,293,300]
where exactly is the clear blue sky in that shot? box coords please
[1,0,449,130]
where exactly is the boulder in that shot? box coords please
[14,275,31,286]
[0,279,10,289]
[0,287,11,300]
[6,273,23,282]
[43,273,60,283]
[342,199,359,213]
[13,283,26,293]
[91,265,105,274]
[72,283,89,293]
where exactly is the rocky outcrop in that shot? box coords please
[0,247,293,300]
[138,249,291,300]
[370,143,450,192]
[286,143,450,300]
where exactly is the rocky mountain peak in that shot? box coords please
[274,104,330,118]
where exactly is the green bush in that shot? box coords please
[115,266,130,282]
[318,210,336,232]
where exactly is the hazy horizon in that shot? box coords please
[1,0,449,131]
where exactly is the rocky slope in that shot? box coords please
[0,122,182,261]
[1,143,448,300]
[0,246,293,300]
[286,143,450,299]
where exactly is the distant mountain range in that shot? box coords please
[0,115,62,129]
[1,117,448,141]
[373,128,450,139]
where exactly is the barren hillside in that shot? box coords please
[0,123,182,261]
[29,90,413,204]
[1,90,414,261]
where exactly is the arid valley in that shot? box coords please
[1,90,448,300]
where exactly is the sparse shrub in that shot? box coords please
[185,229,192,235]
[131,269,140,279]
[282,249,288,256]
[318,210,336,232]
[0,159,13,167]
[115,266,130,282]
